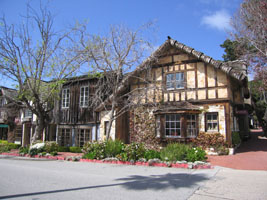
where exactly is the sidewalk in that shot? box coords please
[208,130,267,170]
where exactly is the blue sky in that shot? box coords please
[0,0,243,86]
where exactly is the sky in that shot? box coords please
[0,0,243,87]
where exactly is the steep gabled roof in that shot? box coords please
[138,37,247,81]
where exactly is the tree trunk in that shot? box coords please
[31,118,45,145]
[106,104,116,140]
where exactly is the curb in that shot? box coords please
[0,153,213,169]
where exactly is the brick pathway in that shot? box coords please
[208,130,267,170]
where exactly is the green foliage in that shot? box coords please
[144,149,160,160]
[160,143,190,162]
[50,151,58,156]
[82,152,96,159]
[83,141,106,160]
[19,147,29,154]
[216,145,229,155]
[105,140,125,157]
[124,142,146,161]
[232,132,241,147]
[0,140,8,144]
[192,132,227,149]
[44,142,59,153]
[69,147,82,153]
[0,143,9,153]
[220,39,242,61]
[7,143,20,150]
[116,152,128,161]
[186,147,207,162]
[58,146,70,152]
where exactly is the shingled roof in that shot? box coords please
[139,37,248,81]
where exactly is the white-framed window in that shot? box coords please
[166,72,184,90]
[24,109,32,118]
[80,86,89,107]
[62,88,70,108]
[165,114,181,137]
[206,112,219,132]
[187,114,197,137]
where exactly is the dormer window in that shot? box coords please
[166,72,184,90]
[80,86,89,107]
[62,88,70,108]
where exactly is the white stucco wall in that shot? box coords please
[99,110,116,140]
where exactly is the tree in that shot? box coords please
[0,3,83,143]
[229,0,267,136]
[80,24,157,139]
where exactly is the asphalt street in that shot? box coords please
[0,155,266,200]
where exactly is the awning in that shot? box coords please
[0,124,8,128]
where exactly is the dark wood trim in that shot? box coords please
[204,63,208,99]
[161,66,164,101]
[154,59,202,68]
[184,71,187,101]
[225,102,231,145]
[195,63,198,100]
[215,68,218,99]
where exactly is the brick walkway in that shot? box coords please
[208,130,267,170]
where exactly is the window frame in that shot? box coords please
[186,114,197,137]
[205,112,219,132]
[165,114,182,138]
[62,88,70,109]
[166,72,184,90]
[77,128,91,147]
[80,86,89,108]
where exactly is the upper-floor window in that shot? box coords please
[166,72,184,90]
[62,88,70,108]
[205,112,219,132]
[80,86,89,107]
[24,109,32,118]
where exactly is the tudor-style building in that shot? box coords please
[54,75,101,147]
[113,37,250,147]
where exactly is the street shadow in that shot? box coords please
[236,132,267,153]
[115,173,208,190]
[0,173,209,199]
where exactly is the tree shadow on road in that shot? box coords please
[0,172,209,199]
[236,132,267,153]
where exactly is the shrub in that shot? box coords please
[83,141,106,160]
[192,132,227,149]
[0,140,8,144]
[216,145,229,155]
[232,132,241,147]
[83,152,96,159]
[105,140,125,157]
[0,143,9,153]
[69,147,82,153]
[116,152,128,161]
[44,142,59,153]
[144,149,160,160]
[29,143,45,156]
[124,142,145,161]
[58,146,70,152]
[160,143,190,162]
[186,147,207,162]
[50,151,58,156]
[7,143,20,150]
[19,147,29,154]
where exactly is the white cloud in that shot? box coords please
[201,10,231,31]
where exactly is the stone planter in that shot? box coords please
[228,148,235,155]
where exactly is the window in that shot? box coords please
[24,109,32,118]
[77,129,91,147]
[60,128,71,147]
[80,86,89,107]
[187,114,197,137]
[165,114,181,137]
[104,121,109,136]
[166,72,184,90]
[206,112,219,132]
[62,88,70,108]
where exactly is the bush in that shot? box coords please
[186,147,207,162]
[0,140,8,144]
[0,143,9,153]
[192,132,227,149]
[83,141,106,160]
[216,145,229,155]
[82,152,96,159]
[105,140,125,157]
[19,147,29,154]
[69,147,82,153]
[58,146,70,152]
[232,132,241,147]
[44,142,59,153]
[144,149,160,160]
[116,152,128,161]
[160,143,190,162]
[124,142,145,161]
